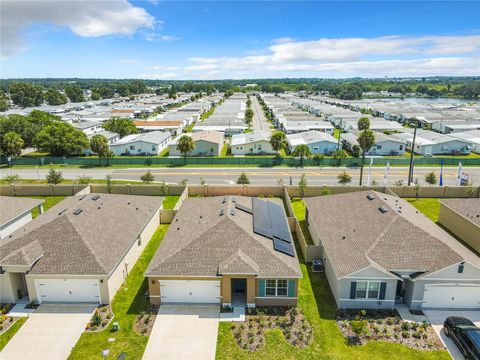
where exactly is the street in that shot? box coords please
[2,166,478,186]
[252,96,271,132]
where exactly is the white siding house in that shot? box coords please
[110,131,171,156]
[287,131,338,155]
[230,131,274,155]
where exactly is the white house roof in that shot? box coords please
[287,130,337,147]
[448,130,480,145]
[230,131,271,146]
[112,131,171,146]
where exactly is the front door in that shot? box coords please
[231,279,247,307]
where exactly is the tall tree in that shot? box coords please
[65,84,85,102]
[357,129,375,186]
[245,108,254,129]
[270,131,287,156]
[45,88,67,105]
[357,117,371,131]
[0,92,10,111]
[90,134,113,165]
[176,135,195,164]
[0,132,24,158]
[34,122,89,156]
[102,117,138,138]
[9,82,44,107]
[298,174,308,198]
[292,144,312,167]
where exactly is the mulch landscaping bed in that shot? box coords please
[231,306,313,351]
[85,305,114,332]
[336,309,443,350]
[133,305,159,336]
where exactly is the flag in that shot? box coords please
[439,160,444,186]
[367,157,373,186]
[384,161,390,186]
[457,162,462,186]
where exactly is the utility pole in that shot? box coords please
[407,120,418,186]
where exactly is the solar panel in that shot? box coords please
[235,203,253,214]
[252,198,272,238]
[273,238,295,257]
[269,202,292,243]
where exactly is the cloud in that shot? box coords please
[143,33,179,42]
[141,72,178,79]
[151,65,180,71]
[120,58,138,64]
[1,0,155,58]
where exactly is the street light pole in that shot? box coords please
[407,120,418,186]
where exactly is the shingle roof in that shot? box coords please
[0,196,44,227]
[0,194,163,275]
[440,198,480,226]
[146,196,301,278]
[112,131,171,145]
[304,191,480,279]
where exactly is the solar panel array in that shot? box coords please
[252,198,294,257]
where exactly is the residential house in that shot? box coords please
[72,121,103,136]
[230,131,274,155]
[304,191,480,310]
[110,131,171,156]
[0,197,44,239]
[169,131,224,156]
[0,194,162,304]
[145,196,302,307]
[448,130,480,153]
[341,132,406,156]
[287,131,338,155]
[84,130,120,156]
[134,120,184,136]
[392,130,472,155]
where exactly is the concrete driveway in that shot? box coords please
[1,303,96,360]
[424,310,480,360]
[142,305,220,360]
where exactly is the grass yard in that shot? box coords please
[220,143,229,157]
[216,236,450,360]
[405,198,441,222]
[290,198,314,245]
[162,196,180,210]
[68,225,169,360]
[0,318,27,351]
[24,196,66,218]
[333,128,341,139]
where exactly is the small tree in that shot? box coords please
[90,134,112,165]
[140,170,155,183]
[337,171,352,185]
[292,144,312,167]
[425,171,437,186]
[332,149,348,165]
[176,135,194,164]
[245,108,254,129]
[1,174,22,185]
[298,174,308,198]
[179,178,188,186]
[237,172,250,185]
[270,131,287,156]
[1,131,24,159]
[159,181,169,195]
[46,168,63,184]
[320,185,331,196]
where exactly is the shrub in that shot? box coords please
[402,330,410,338]
[359,309,367,318]
[401,321,410,331]
[350,318,369,336]
[91,311,102,327]
[386,318,395,325]
[412,331,421,339]
[106,313,112,319]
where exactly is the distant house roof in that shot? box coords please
[112,131,171,146]
[440,198,480,227]
[287,130,337,147]
[230,131,271,146]
[171,131,224,145]
[87,130,119,140]
[146,196,302,278]
[135,120,183,127]
[0,197,44,227]
[304,191,479,279]
[0,194,163,275]
[72,121,101,130]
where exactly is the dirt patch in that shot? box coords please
[0,315,19,335]
[134,305,159,336]
[231,307,313,351]
[85,305,113,332]
[336,309,443,351]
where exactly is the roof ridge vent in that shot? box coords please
[73,208,83,215]
[58,209,67,216]
[92,195,100,201]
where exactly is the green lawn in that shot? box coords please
[220,143,229,157]
[0,318,27,351]
[216,237,450,360]
[405,198,441,222]
[162,196,180,210]
[68,225,169,360]
[290,198,314,245]
[183,123,195,132]
[333,128,341,139]
[158,147,169,157]
[24,196,66,218]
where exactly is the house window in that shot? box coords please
[355,281,368,298]
[130,145,135,150]
[355,281,380,299]
[399,145,403,150]
[368,282,380,299]
[152,145,156,151]
[377,145,382,149]
[458,262,464,273]
[265,279,288,297]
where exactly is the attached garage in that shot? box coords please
[35,279,100,303]
[160,280,221,304]
[423,284,480,309]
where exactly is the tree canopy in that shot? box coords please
[102,117,138,138]
[9,82,44,107]
[34,122,89,156]
[270,131,287,155]
[65,84,85,103]
[45,88,68,105]
[0,131,24,157]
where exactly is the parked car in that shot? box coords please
[443,316,480,360]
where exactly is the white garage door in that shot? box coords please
[35,279,100,303]
[423,284,480,308]
[160,280,221,304]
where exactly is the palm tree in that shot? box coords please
[176,135,194,164]
[270,131,287,156]
[357,129,375,186]
[337,171,352,185]
[292,144,312,167]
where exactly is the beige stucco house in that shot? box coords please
[169,131,224,156]
[0,194,162,305]
[145,196,301,308]
[0,196,44,239]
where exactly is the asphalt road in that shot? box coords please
[2,166,478,186]
[252,96,271,132]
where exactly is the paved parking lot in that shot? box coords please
[424,310,480,360]
[142,305,220,360]
[1,304,96,360]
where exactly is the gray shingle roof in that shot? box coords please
[0,194,163,275]
[440,198,480,226]
[304,191,480,279]
[146,196,301,278]
[0,196,44,227]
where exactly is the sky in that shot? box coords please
[1,0,479,79]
